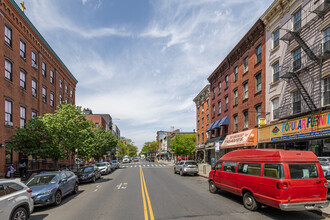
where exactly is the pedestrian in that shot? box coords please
[9,164,15,178]
[18,159,27,178]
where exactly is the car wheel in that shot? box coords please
[243,192,259,211]
[92,176,96,183]
[180,170,184,176]
[174,168,176,174]
[209,180,218,194]
[11,207,28,220]
[54,191,62,206]
[72,182,79,194]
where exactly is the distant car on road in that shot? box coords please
[0,179,34,220]
[133,157,139,162]
[111,160,119,169]
[96,162,111,175]
[174,160,198,176]
[26,171,79,206]
[76,166,101,183]
[123,156,130,163]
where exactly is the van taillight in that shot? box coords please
[26,189,32,193]
[196,164,198,167]
[324,181,328,188]
[277,182,288,190]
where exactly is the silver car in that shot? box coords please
[0,179,34,220]
[174,160,199,176]
[96,162,111,175]
[318,157,330,174]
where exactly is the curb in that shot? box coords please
[311,209,330,218]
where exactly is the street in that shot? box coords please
[28,161,324,220]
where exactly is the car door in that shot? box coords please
[65,171,75,192]
[59,172,70,196]
[1,183,25,219]
[0,184,11,220]
[213,162,223,187]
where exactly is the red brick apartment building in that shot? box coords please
[0,0,77,175]
[207,19,266,157]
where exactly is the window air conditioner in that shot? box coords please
[32,63,38,69]
[5,121,13,126]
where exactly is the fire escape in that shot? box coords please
[280,0,330,116]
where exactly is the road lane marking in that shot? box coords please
[116,183,122,189]
[140,167,155,220]
[139,165,141,167]
[135,165,137,167]
[140,168,149,220]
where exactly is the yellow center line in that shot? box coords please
[141,168,155,220]
[140,167,148,220]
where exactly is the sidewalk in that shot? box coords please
[198,163,211,178]
[320,204,330,218]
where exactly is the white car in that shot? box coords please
[0,179,34,220]
[96,162,111,175]
[122,157,130,163]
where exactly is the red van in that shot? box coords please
[208,149,329,211]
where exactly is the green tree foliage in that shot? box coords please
[90,127,118,161]
[170,134,196,157]
[140,141,159,156]
[117,137,138,158]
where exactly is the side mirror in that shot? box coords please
[61,178,67,183]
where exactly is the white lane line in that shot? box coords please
[143,165,145,167]
[96,185,101,188]
[116,183,122,189]
[135,165,137,167]
[122,183,127,189]
[139,165,141,167]
[130,166,133,168]
[147,165,149,167]
[151,165,154,167]
[94,189,98,192]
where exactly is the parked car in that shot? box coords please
[109,162,115,172]
[133,157,139,162]
[318,157,330,174]
[0,179,34,220]
[209,149,329,211]
[147,157,155,162]
[96,162,111,175]
[111,160,119,169]
[174,160,198,176]
[76,166,101,183]
[26,171,78,206]
[123,156,130,163]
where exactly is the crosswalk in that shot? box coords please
[121,163,168,169]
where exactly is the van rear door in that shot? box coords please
[288,163,327,203]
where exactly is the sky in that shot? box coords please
[15,0,273,151]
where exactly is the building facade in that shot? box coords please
[112,124,120,139]
[83,108,113,131]
[259,0,330,154]
[0,0,77,175]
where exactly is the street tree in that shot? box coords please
[169,134,196,159]
[91,127,118,161]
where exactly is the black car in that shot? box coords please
[148,157,155,162]
[76,166,101,183]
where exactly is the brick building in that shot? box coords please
[0,0,77,175]
[83,108,113,131]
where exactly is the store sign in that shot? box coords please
[221,129,257,149]
[259,111,330,143]
[214,141,223,152]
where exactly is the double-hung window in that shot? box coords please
[60,79,62,88]
[292,91,301,114]
[225,75,228,88]
[20,40,26,59]
[324,77,330,106]
[256,73,261,93]
[59,95,62,104]
[32,51,37,66]
[256,105,261,126]
[42,87,47,103]
[218,101,221,115]
[50,70,54,84]
[233,115,238,131]
[50,93,54,107]
[32,111,37,118]
[243,111,248,129]
[256,44,262,63]
[272,98,279,120]
[225,96,228,110]
[234,66,238,82]
[5,59,12,81]
[293,47,301,71]
[5,100,13,125]
[324,27,330,53]
[273,62,279,83]
[293,9,301,31]
[42,62,46,77]
[20,106,26,128]
[218,82,221,94]
[212,87,215,99]
[70,90,73,98]
[234,89,238,105]
[244,56,248,73]
[272,29,279,48]
[32,79,37,97]
[20,70,26,89]
[212,105,215,117]
[243,82,248,100]
[5,25,12,46]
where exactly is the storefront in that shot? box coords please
[220,129,257,153]
[258,110,330,156]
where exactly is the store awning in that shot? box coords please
[206,122,215,131]
[221,129,257,149]
[213,116,229,129]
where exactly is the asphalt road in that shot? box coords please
[30,161,324,220]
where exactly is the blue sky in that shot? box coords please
[15,0,273,150]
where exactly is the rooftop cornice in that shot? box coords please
[261,0,293,28]
[193,84,210,104]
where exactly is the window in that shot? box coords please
[293,9,301,31]
[65,85,68,94]
[32,110,37,118]
[234,89,238,105]
[202,117,204,128]
[207,114,209,125]
[5,148,12,164]
[202,132,204,143]
[218,101,221,115]
[60,79,62,88]
[272,62,279,82]
[256,44,262,63]
[243,82,248,99]
[59,95,62,104]
[50,70,54,84]
[42,62,46,77]
[218,82,221,94]
[32,79,37,97]
[289,164,318,179]
[197,119,200,130]
[234,66,238,82]
[65,98,68,104]
[225,75,228,88]
[32,51,37,66]
[243,111,248,128]
[255,73,261,93]
[225,96,228,110]
[324,77,330,106]
[206,100,209,109]
[223,162,237,173]
[293,47,301,71]
[5,59,12,81]
[212,87,215,99]
[263,164,284,179]
[237,163,261,176]
[272,29,279,48]
[244,56,248,73]
[212,105,215,117]
[42,87,47,103]
[5,25,12,46]
[5,183,23,194]
[20,70,26,89]
[215,162,223,170]
[323,27,330,53]
[197,134,200,144]
[50,93,54,107]
[20,40,26,58]
[95,123,99,128]
[233,114,238,131]
[292,90,301,114]
[256,105,261,125]
[202,103,204,112]
[20,106,26,128]
[272,98,279,120]
[5,100,13,125]
[0,185,5,197]
[70,90,73,98]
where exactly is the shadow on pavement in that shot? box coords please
[29,214,48,220]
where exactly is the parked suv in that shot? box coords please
[174,160,198,176]
[0,179,34,220]
[318,157,330,175]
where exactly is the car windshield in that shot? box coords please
[96,163,106,167]
[27,174,58,186]
[185,162,197,165]
[78,167,94,173]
